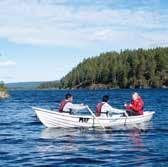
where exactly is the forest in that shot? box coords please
[0,81,7,92]
[38,47,168,89]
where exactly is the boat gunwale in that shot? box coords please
[32,106,155,121]
[36,109,95,127]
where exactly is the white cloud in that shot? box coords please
[0,0,167,49]
[0,61,16,67]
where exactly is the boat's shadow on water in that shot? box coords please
[36,123,154,166]
[41,122,153,139]
[40,121,153,139]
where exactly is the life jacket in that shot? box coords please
[96,102,105,117]
[133,97,144,115]
[126,97,144,115]
[58,100,69,112]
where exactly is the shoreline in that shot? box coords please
[7,87,168,91]
[0,91,10,99]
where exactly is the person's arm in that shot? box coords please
[125,104,132,110]
[125,100,134,110]
[106,104,125,114]
[130,101,143,112]
[70,103,87,111]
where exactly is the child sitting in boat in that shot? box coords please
[96,95,125,117]
[124,92,144,116]
[59,93,87,114]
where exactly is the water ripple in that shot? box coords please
[0,89,168,166]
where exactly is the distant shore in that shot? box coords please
[36,84,168,90]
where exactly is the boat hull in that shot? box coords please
[33,107,155,128]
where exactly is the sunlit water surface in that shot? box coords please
[0,89,168,166]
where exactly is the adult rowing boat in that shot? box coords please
[33,107,155,128]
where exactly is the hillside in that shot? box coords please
[62,47,168,89]
[0,81,9,99]
[40,47,168,89]
[37,81,60,89]
[0,81,7,92]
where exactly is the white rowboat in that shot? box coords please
[33,107,155,128]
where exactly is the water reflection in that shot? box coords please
[128,122,153,149]
[36,122,154,166]
[41,128,77,139]
[1,89,167,166]
[40,121,153,140]
[37,128,88,161]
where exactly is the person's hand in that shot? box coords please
[129,104,133,107]
[124,103,128,107]
[80,103,84,106]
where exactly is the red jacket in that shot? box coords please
[126,97,144,115]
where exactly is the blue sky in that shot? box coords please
[0,0,168,83]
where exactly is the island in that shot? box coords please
[38,47,168,89]
[0,81,10,99]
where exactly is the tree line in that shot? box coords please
[0,81,7,92]
[38,47,168,89]
[38,81,61,89]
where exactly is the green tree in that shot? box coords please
[39,47,168,89]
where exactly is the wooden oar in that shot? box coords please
[86,106,105,129]
[124,111,138,128]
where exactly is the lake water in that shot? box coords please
[0,89,168,166]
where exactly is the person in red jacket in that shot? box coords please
[124,92,144,116]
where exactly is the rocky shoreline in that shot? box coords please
[0,91,10,99]
[72,83,168,90]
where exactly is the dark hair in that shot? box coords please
[102,95,109,102]
[65,93,72,99]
